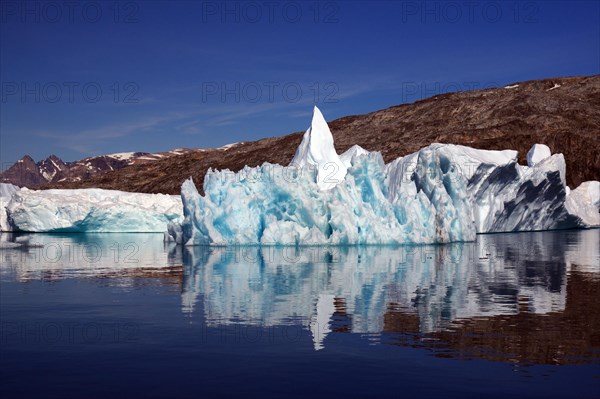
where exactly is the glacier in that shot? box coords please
[169,106,599,246]
[4,187,182,233]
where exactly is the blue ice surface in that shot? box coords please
[174,144,584,246]
[177,150,477,246]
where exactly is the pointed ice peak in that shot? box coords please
[310,105,329,137]
[290,106,347,190]
[291,106,335,167]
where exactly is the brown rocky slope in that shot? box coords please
[46,75,600,194]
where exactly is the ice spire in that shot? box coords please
[290,106,347,190]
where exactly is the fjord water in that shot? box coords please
[1,230,599,398]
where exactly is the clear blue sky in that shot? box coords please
[1,0,598,165]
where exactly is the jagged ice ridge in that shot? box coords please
[167,106,599,245]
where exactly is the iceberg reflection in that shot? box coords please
[1,229,597,363]
[181,229,599,355]
[0,233,183,282]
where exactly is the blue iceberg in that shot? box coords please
[169,107,598,245]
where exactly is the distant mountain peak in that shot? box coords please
[19,155,35,163]
[1,148,202,188]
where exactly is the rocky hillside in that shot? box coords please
[30,75,600,194]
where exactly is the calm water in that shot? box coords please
[1,230,599,398]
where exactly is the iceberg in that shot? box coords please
[6,188,182,232]
[171,106,598,246]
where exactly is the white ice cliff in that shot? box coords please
[565,181,600,227]
[1,183,19,232]
[5,187,182,232]
[169,107,598,246]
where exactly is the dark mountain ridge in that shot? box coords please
[1,149,201,188]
